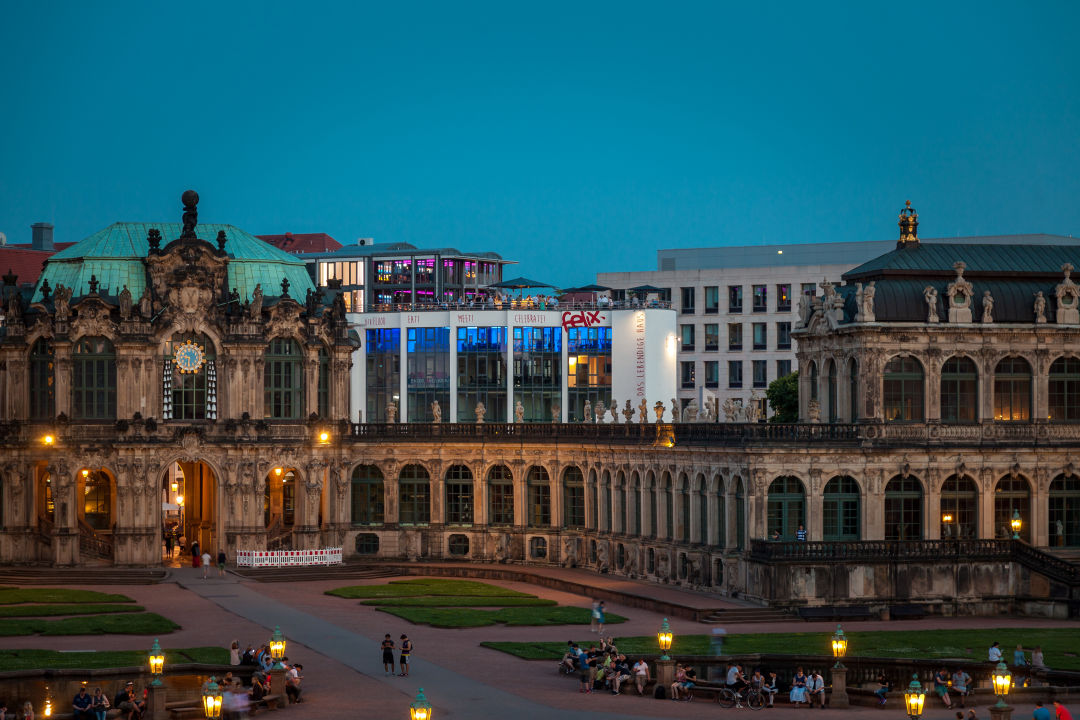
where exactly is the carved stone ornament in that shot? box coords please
[71,302,118,339]
[807,399,821,423]
[946,262,974,323]
[265,303,303,341]
[854,281,876,323]
[1056,263,1080,324]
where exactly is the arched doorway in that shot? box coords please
[162,461,220,565]
[265,467,297,549]
[767,476,805,540]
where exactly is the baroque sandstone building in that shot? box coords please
[0,196,1077,615]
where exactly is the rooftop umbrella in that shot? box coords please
[628,284,664,293]
[576,283,612,292]
[489,276,559,290]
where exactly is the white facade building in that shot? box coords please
[599,235,1078,417]
[348,307,676,423]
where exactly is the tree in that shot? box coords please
[766,371,798,422]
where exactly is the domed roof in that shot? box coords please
[34,222,315,302]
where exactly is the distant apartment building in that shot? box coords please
[598,235,1078,418]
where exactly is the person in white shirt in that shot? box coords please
[201,550,212,579]
[807,670,826,708]
[633,659,650,696]
[988,642,1003,662]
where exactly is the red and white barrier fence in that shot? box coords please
[235,548,343,568]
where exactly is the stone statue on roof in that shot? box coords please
[249,284,263,321]
[1034,291,1047,324]
[924,286,939,323]
[53,284,72,322]
[180,190,199,239]
[981,290,995,323]
[118,285,132,320]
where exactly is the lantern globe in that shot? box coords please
[148,637,165,686]
[830,624,848,667]
[991,662,1012,707]
[410,687,433,720]
[202,677,222,719]
[903,675,925,719]
[269,625,287,669]
[1010,509,1022,539]
[657,617,673,660]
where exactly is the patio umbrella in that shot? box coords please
[628,284,664,293]
[576,283,612,292]
[489,276,559,290]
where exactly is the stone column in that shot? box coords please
[53,342,72,418]
[51,461,79,566]
[149,684,167,720]
[807,470,824,542]
[655,659,675,698]
[829,666,849,708]
[988,704,1013,720]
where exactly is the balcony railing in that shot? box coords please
[363,299,672,313]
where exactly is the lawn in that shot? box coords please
[327,579,533,599]
[329,578,626,628]
[482,628,1080,670]
[0,646,228,671]
[380,605,627,628]
[0,613,179,637]
[0,603,145,618]
[0,588,135,605]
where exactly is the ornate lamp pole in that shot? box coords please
[409,688,432,720]
[989,662,1013,720]
[904,675,925,720]
[655,617,676,695]
[268,625,288,696]
[657,617,673,661]
[148,638,165,686]
[1010,509,1022,540]
[829,624,849,707]
[147,638,167,720]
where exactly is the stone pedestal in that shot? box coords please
[270,667,286,698]
[149,684,167,720]
[655,659,675,698]
[829,666,849,708]
[989,703,1013,720]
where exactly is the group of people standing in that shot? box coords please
[380,634,414,676]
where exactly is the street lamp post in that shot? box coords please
[829,624,849,707]
[989,662,1013,720]
[1011,509,1022,540]
[148,638,167,720]
[655,617,676,696]
[657,618,673,661]
[409,688,432,720]
[904,675,925,720]
[269,625,287,696]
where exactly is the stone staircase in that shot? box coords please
[1045,547,1080,564]
[0,566,167,585]
[698,607,793,624]
[232,563,397,583]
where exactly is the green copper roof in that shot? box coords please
[844,242,1080,280]
[35,223,315,302]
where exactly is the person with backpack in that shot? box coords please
[399,634,412,677]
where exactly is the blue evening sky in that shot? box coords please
[1,1,1078,287]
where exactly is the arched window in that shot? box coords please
[994,475,1031,542]
[678,474,690,542]
[350,465,384,525]
[734,477,745,550]
[165,334,217,420]
[487,465,514,526]
[715,478,726,548]
[264,469,296,526]
[587,471,598,530]
[614,471,625,534]
[398,464,430,525]
[601,471,612,533]
[40,470,54,523]
[697,477,708,544]
[809,361,819,402]
[848,358,859,421]
[317,346,330,418]
[884,356,924,422]
[444,465,473,525]
[1050,474,1080,547]
[29,338,55,420]
[827,360,838,423]
[884,476,923,540]
[994,357,1031,422]
[767,476,805,539]
[941,356,978,423]
[562,467,584,529]
[939,475,978,539]
[647,473,658,538]
[631,472,642,536]
[1049,357,1080,421]
[663,472,674,539]
[823,476,860,541]
[264,338,304,419]
[82,470,111,530]
[527,466,550,528]
[72,337,116,420]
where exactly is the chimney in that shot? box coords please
[31,222,54,251]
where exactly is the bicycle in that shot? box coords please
[717,686,766,710]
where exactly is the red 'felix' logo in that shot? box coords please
[561,310,605,331]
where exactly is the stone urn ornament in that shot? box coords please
[622,399,635,423]
[386,400,398,424]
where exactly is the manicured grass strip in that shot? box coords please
[482,628,1080,670]
[0,603,146,618]
[360,596,557,608]
[0,646,227,671]
[0,588,135,605]
[0,612,179,637]
[380,605,627,628]
[327,579,532,599]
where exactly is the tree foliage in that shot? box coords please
[766,371,799,422]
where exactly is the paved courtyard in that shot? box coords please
[4,566,1075,719]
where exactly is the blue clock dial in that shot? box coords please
[174,341,206,374]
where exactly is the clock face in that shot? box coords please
[174,340,206,374]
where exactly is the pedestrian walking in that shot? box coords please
[399,634,412,677]
[590,600,600,633]
[191,539,200,568]
[381,634,395,675]
[597,601,606,635]
[201,549,212,579]
[164,531,174,558]
[217,549,227,577]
